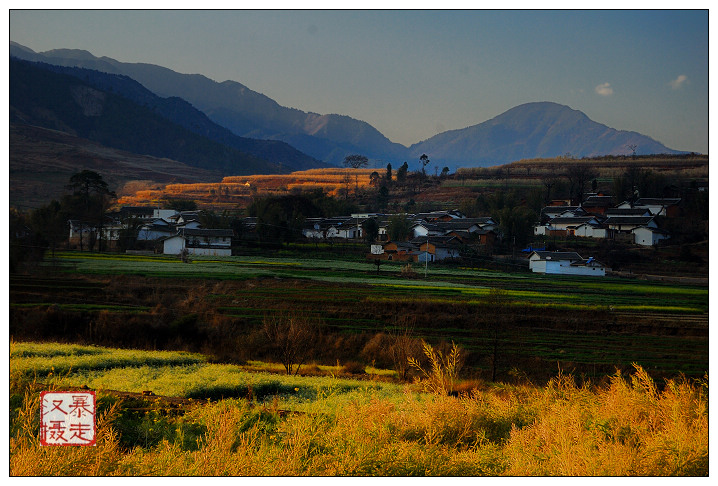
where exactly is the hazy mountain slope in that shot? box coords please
[9,124,218,209]
[10,43,408,164]
[10,58,282,176]
[10,43,685,170]
[16,60,325,172]
[409,102,681,167]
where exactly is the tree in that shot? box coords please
[343,154,369,169]
[263,313,319,375]
[250,195,321,245]
[116,216,143,252]
[343,154,369,195]
[385,163,393,183]
[198,210,232,229]
[396,162,409,186]
[387,316,422,381]
[564,164,598,205]
[64,170,116,251]
[362,218,379,243]
[484,288,509,382]
[419,154,430,178]
[163,198,198,212]
[497,205,537,252]
[369,171,381,187]
[541,175,560,205]
[29,200,68,258]
[386,214,412,241]
[10,208,44,273]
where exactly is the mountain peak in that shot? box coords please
[10,42,684,169]
[43,48,99,61]
[410,101,680,168]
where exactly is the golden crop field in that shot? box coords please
[117,168,377,208]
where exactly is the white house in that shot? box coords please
[604,208,653,218]
[137,219,174,241]
[540,206,586,221]
[326,219,362,239]
[617,198,681,217]
[604,216,657,233]
[163,228,233,256]
[153,209,179,220]
[528,251,606,277]
[411,222,444,238]
[546,216,602,232]
[534,216,602,237]
[573,223,611,239]
[632,226,670,246]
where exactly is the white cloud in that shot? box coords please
[595,82,614,97]
[669,74,689,90]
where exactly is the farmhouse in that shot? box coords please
[137,218,174,241]
[616,198,681,217]
[604,208,653,218]
[162,228,233,256]
[528,251,606,277]
[632,226,670,246]
[534,216,605,237]
[411,236,462,261]
[378,241,416,261]
[540,206,586,222]
[603,216,657,233]
[580,195,614,215]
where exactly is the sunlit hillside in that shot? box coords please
[117,168,377,209]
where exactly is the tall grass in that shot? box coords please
[9,342,708,476]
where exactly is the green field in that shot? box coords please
[42,251,709,313]
[10,250,708,383]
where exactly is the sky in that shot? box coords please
[7,7,710,154]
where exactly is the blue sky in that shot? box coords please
[8,8,710,153]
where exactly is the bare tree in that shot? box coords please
[564,164,598,205]
[485,288,509,382]
[386,315,422,381]
[343,154,369,195]
[541,175,560,205]
[263,313,319,375]
[419,154,430,178]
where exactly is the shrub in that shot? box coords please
[408,340,462,396]
[340,361,366,375]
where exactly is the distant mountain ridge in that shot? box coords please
[10,43,407,165]
[10,42,685,168]
[9,58,287,176]
[408,102,682,167]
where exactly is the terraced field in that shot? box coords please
[10,251,708,381]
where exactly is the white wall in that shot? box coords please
[163,236,185,255]
[530,258,605,276]
[187,247,232,256]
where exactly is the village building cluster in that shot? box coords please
[533,196,678,247]
[63,194,681,278]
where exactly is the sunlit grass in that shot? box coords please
[10,342,708,476]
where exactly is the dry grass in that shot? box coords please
[10,363,707,476]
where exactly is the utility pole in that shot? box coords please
[425,234,429,278]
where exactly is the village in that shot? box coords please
[63,193,687,278]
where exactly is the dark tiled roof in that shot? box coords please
[180,228,233,237]
[604,208,652,216]
[530,251,583,261]
[548,216,600,225]
[604,216,654,225]
[635,198,681,206]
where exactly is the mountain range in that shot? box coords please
[10,41,685,175]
